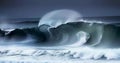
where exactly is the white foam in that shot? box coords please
[0,46,120,60]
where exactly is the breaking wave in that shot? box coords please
[0,9,120,48]
[0,19,120,48]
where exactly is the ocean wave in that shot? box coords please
[0,9,120,48]
[0,21,120,48]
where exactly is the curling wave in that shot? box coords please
[0,21,120,48]
[0,9,120,48]
[38,21,120,48]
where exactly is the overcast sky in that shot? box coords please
[0,0,120,18]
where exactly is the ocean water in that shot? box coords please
[0,9,120,63]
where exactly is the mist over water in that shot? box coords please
[38,9,81,28]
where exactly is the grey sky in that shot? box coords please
[0,0,120,18]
